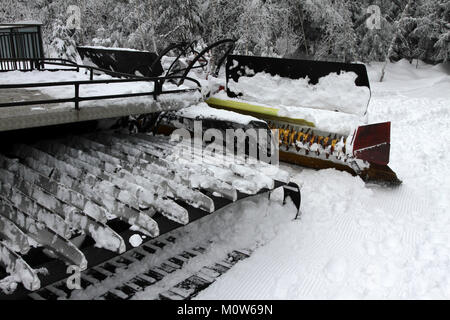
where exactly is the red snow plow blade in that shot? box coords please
[353,122,391,166]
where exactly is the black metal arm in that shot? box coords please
[178,39,236,86]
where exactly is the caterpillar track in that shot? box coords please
[0,128,299,299]
[30,231,251,300]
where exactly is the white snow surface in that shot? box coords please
[188,60,450,300]
[228,70,371,116]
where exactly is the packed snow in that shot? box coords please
[187,60,450,300]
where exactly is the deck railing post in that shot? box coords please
[153,79,161,100]
[75,83,80,110]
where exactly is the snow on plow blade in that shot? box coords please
[226,54,371,92]
[206,54,401,185]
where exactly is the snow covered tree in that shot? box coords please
[1,0,446,64]
[45,18,79,61]
[27,0,83,61]
[203,0,299,57]
[378,0,449,64]
[299,0,358,62]
[154,0,204,45]
[380,0,413,81]
[203,0,245,43]
[353,0,397,62]
[407,0,450,63]
[0,0,33,22]
[255,0,300,57]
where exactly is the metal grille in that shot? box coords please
[0,28,43,71]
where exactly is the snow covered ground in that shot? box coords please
[174,60,450,300]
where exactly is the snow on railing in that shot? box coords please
[0,58,201,111]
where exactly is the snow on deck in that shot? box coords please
[182,60,450,300]
[211,67,373,135]
[0,70,201,132]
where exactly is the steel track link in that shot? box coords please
[30,230,251,300]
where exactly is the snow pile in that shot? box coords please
[212,91,363,136]
[228,71,371,116]
[277,104,363,136]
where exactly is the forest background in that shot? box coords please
[1,0,448,65]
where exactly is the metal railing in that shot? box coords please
[0,57,158,79]
[0,37,236,112]
[0,58,201,111]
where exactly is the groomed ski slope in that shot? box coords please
[185,60,450,300]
